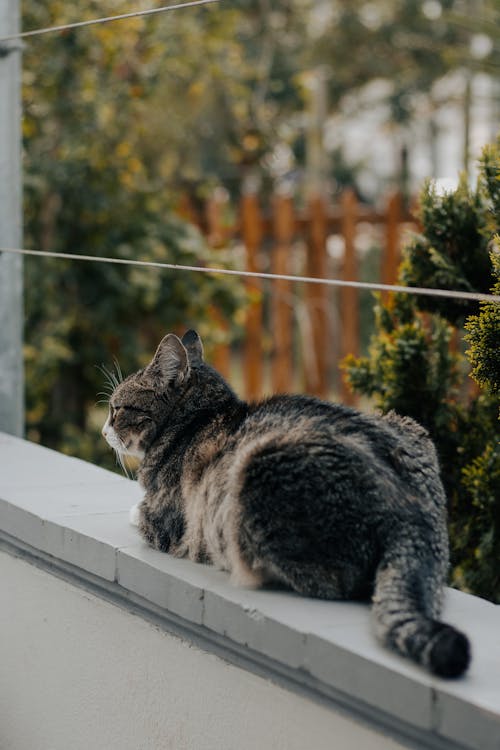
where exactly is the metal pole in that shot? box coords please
[0,0,23,436]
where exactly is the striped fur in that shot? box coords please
[102,330,470,678]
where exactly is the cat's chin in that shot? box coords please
[103,423,145,461]
[122,447,145,461]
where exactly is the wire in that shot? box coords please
[0,0,223,44]
[2,246,499,303]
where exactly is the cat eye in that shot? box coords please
[112,404,148,415]
[109,405,124,421]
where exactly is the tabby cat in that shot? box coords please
[102,330,470,678]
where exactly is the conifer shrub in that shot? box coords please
[343,137,500,602]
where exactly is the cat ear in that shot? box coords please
[181,329,204,366]
[147,334,189,387]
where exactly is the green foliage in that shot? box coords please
[312,0,467,116]
[481,141,500,228]
[22,1,247,468]
[463,136,500,396]
[343,138,500,603]
[464,247,500,395]
[457,441,500,598]
[21,0,500,501]
[306,0,500,136]
[24,218,246,469]
[344,297,459,432]
[22,1,500,199]
[400,176,491,322]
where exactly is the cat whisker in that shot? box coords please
[116,450,132,480]
[113,357,124,385]
[97,363,121,392]
[107,432,133,481]
[95,364,110,379]
[103,370,118,391]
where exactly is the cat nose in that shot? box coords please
[102,426,108,437]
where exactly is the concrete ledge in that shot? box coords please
[1,432,499,750]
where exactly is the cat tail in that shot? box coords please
[372,543,471,678]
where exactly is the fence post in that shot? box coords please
[0,0,23,437]
[381,191,402,303]
[340,189,359,405]
[241,192,263,400]
[271,194,294,393]
[304,195,328,398]
[205,190,227,249]
[176,192,200,228]
[205,191,231,379]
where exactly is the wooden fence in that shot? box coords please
[179,189,416,404]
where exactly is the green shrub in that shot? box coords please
[343,137,500,603]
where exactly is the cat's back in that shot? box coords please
[230,393,443,512]
[227,394,381,503]
[241,393,354,437]
[239,393,430,456]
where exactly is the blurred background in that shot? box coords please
[21,1,499,598]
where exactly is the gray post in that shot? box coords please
[0,0,23,436]
[305,67,329,199]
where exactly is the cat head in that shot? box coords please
[102,329,234,462]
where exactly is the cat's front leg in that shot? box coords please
[165,537,210,562]
[137,495,186,554]
[175,537,211,564]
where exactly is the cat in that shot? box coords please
[102,329,471,678]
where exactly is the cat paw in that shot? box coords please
[169,541,189,558]
[229,564,265,589]
[129,503,141,527]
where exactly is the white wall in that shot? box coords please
[0,550,408,750]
